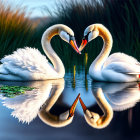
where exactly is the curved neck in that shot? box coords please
[41,25,65,77]
[93,88,113,127]
[90,25,113,71]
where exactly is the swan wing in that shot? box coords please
[103,53,140,68]
[1,47,49,73]
[103,61,140,74]
[0,47,58,80]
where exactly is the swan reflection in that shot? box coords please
[39,93,80,128]
[1,79,140,129]
[0,79,80,127]
[92,82,140,111]
[0,80,57,123]
[79,82,140,129]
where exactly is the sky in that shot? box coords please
[3,0,58,17]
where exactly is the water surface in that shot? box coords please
[0,72,140,140]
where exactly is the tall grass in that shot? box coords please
[0,1,37,58]
[42,0,140,71]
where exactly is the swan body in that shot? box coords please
[0,24,80,81]
[79,24,140,82]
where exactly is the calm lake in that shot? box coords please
[0,71,140,140]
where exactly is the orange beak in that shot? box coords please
[79,97,87,112]
[79,39,88,52]
[69,39,81,54]
[68,93,80,119]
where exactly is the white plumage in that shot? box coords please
[103,53,140,74]
[104,53,139,66]
[0,47,57,81]
[103,53,140,69]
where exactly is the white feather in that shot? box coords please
[0,47,59,80]
[103,53,140,67]
[103,53,140,74]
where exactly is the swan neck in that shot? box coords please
[41,25,65,77]
[90,25,113,71]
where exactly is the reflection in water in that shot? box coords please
[39,93,80,128]
[128,108,133,128]
[79,88,113,129]
[92,82,140,111]
[0,79,80,128]
[65,71,92,89]
[79,82,140,129]
[0,79,65,124]
[72,65,76,89]
[84,53,88,91]
[0,75,140,130]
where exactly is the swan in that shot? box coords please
[0,24,80,81]
[79,24,140,82]
[38,93,80,128]
[79,88,113,129]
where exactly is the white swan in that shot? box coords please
[79,24,140,82]
[0,24,80,81]
[79,88,113,129]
